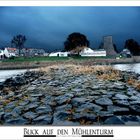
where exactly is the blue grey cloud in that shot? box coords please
[0,7,140,52]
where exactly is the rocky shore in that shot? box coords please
[0,65,140,125]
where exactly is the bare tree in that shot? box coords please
[11,35,26,56]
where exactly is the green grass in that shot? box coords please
[2,56,69,62]
[1,56,115,63]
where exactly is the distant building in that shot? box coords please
[49,51,69,57]
[21,48,46,57]
[3,47,17,58]
[2,47,46,57]
[101,36,117,56]
[120,48,132,58]
[0,49,4,59]
[79,47,106,57]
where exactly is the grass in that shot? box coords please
[2,56,69,62]
[2,56,113,63]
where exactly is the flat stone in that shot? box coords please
[114,82,126,90]
[115,100,130,106]
[73,113,96,121]
[25,103,39,110]
[95,97,113,106]
[130,96,140,101]
[35,105,52,114]
[104,116,125,125]
[27,86,36,91]
[115,94,129,100]
[55,104,72,112]
[5,101,18,109]
[130,101,140,105]
[121,115,139,122]
[33,114,52,121]
[11,107,22,117]
[107,106,129,113]
[19,100,29,106]
[76,102,102,113]
[55,94,72,105]
[52,120,80,126]
[130,105,140,113]
[53,111,71,123]
[97,111,114,117]
[23,111,38,120]
[30,93,43,97]
[71,97,90,107]
[5,117,28,125]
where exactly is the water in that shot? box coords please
[0,63,140,82]
[113,63,140,74]
[0,69,27,82]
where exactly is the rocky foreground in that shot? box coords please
[0,64,140,125]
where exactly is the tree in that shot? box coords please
[113,44,119,53]
[11,35,26,56]
[64,32,89,51]
[125,39,140,56]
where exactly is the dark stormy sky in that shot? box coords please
[0,7,140,52]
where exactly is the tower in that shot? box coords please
[102,36,117,56]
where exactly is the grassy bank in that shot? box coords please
[0,56,140,70]
[2,56,70,62]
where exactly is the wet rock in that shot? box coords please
[4,101,17,110]
[19,100,29,106]
[121,115,139,122]
[113,82,126,90]
[107,105,129,113]
[0,111,4,120]
[104,116,125,125]
[95,97,113,106]
[72,113,96,121]
[35,105,52,114]
[11,107,22,117]
[129,96,140,101]
[97,111,113,117]
[53,120,80,126]
[23,111,38,120]
[30,93,43,97]
[55,104,72,112]
[130,105,140,113]
[5,117,28,125]
[114,100,130,106]
[130,100,140,105]
[71,97,89,107]
[33,114,52,124]
[75,102,102,113]
[115,94,129,100]
[25,103,39,111]
[55,94,73,105]
[53,111,71,123]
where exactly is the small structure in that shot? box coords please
[3,47,17,58]
[79,47,106,57]
[101,36,117,56]
[120,48,132,58]
[0,49,4,59]
[49,52,68,57]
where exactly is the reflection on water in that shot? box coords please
[113,63,140,74]
[0,69,27,82]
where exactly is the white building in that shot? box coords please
[49,52,69,57]
[0,49,4,59]
[120,48,131,58]
[3,48,17,58]
[80,47,106,57]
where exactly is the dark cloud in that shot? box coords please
[0,6,140,52]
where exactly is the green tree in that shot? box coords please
[64,32,89,51]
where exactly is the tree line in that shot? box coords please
[9,33,140,56]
